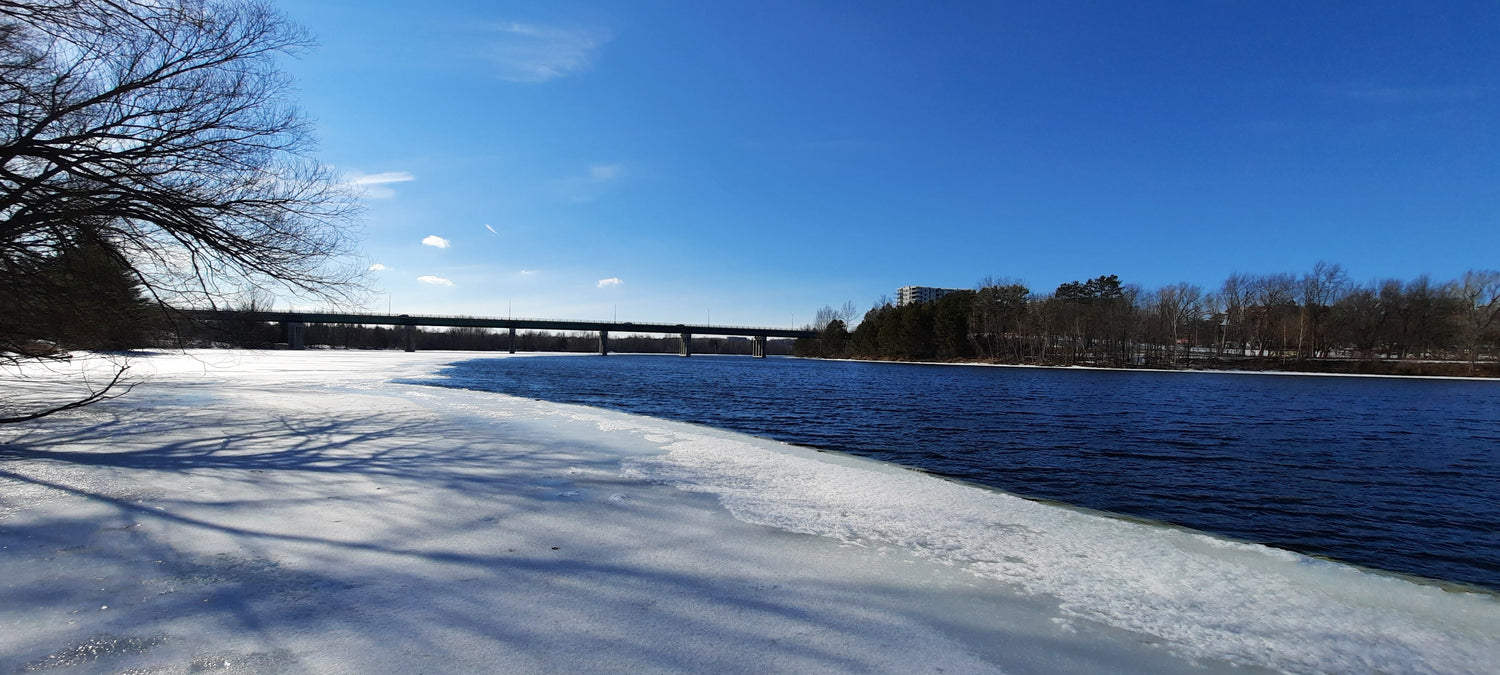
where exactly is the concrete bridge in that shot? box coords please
[178,309,816,357]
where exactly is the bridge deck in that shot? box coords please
[177,309,817,339]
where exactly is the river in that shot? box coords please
[412,353,1500,591]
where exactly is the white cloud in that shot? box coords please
[422,235,451,249]
[484,224,498,235]
[417,275,454,287]
[346,171,415,199]
[556,163,625,202]
[519,269,537,276]
[596,277,622,288]
[368,263,389,271]
[349,171,414,185]
[485,23,611,83]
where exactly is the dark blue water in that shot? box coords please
[416,354,1500,591]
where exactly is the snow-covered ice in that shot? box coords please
[1,350,1495,674]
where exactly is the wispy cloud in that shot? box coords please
[346,171,415,199]
[350,171,415,185]
[484,224,498,235]
[555,163,625,202]
[368,263,389,271]
[422,235,451,249]
[520,269,537,276]
[483,23,611,83]
[596,277,622,288]
[418,275,454,287]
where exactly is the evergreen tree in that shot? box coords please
[819,319,849,357]
[34,236,156,350]
[932,291,975,358]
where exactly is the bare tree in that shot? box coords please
[811,305,839,331]
[1330,281,1385,359]
[1152,283,1204,363]
[2,0,362,422]
[1218,273,1253,355]
[1455,270,1500,372]
[837,300,860,327]
[1245,273,1297,357]
[1399,275,1456,360]
[1297,261,1347,357]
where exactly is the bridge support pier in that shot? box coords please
[508,327,516,354]
[284,322,306,350]
[752,335,767,358]
[598,330,609,355]
[679,333,692,357]
[403,325,416,352]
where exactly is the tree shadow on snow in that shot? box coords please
[0,393,1172,674]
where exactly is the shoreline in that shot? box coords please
[808,354,1500,382]
[94,346,1500,382]
[2,351,1497,673]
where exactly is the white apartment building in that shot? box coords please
[896,286,964,307]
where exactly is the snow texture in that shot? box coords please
[0,351,1495,674]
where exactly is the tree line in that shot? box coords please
[795,264,1500,376]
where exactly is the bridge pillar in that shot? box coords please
[598,330,609,355]
[752,335,767,358]
[508,327,516,354]
[284,322,306,350]
[679,333,692,357]
[403,325,416,352]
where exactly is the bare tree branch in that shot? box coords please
[0,361,131,423]
[1,0,363,422]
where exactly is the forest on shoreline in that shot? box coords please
[795,265,1500,378]
[7,247,1494,374]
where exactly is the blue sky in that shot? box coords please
[277,1,1499,326]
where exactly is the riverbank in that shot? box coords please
[830,353,1500,379]
[2,351,1496,673]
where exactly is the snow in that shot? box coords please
[1,350,1496,674]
